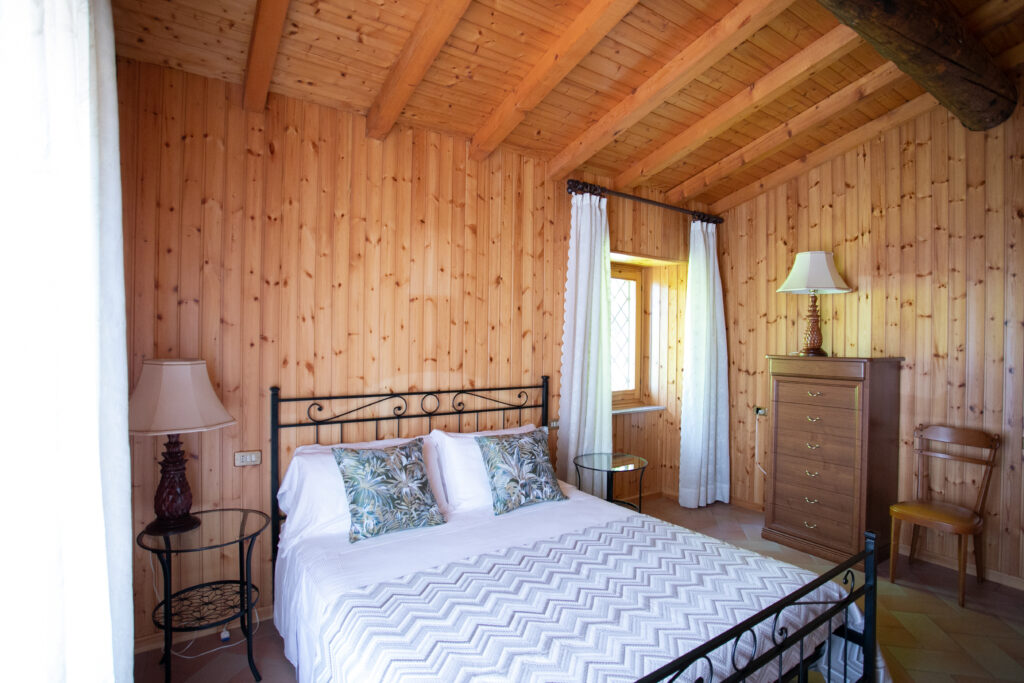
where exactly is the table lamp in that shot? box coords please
[777,251,852,356]
[129,359,236,534]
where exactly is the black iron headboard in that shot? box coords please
[269,377,549,563]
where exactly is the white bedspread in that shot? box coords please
[275,487,885,682]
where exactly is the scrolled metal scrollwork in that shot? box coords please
[842,568,857,592]
[306,402,325,421]
[420,393,441,415]
[305,394,408,424]
[451,389,531,413]
[729,627,758,673]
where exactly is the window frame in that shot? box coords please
[610,262,644,409]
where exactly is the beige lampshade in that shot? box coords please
[777,251,852,294]
[129,359,236,436]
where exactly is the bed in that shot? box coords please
[270,379,886,682]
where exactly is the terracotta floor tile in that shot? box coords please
[887,646,989,676]
[890,612,961,652]
[952,634,1024,680]
[876,624,920,648]
[904,669,957,682]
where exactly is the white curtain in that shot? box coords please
[0,0,133,680]
[557,193,613,497]
[679,220,730,508]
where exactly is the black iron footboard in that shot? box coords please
[639,533,878,683]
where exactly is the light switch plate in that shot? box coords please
[234,450,261,466]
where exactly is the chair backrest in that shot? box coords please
[913,424,1001,514]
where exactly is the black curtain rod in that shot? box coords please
[565,179,724,225]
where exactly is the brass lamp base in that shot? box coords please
[799,292,828,357]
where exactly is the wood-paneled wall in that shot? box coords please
[118,59,691,644]
[719,96,1024,586]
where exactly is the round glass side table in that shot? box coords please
[137,508,269,682]
[573,452,649,512]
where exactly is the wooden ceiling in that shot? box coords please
[112,0,1024,210]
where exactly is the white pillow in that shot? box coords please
[277,434,446,552]
[430,424,537,514]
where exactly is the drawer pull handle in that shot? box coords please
[805,442,821,450]
[807,391,823,397]
[806,415,821,423]
[804,470,820,478]
[804,521,818,529]
[804,497,819,504]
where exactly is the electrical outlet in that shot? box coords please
[549,419,559,429]
[234,450,261,467]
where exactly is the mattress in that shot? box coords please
[274,486,881,682]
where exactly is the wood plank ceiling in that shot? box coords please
[112,0,1024,209]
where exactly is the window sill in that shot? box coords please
[612,403,666,416]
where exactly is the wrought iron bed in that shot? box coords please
[268,378,878,682]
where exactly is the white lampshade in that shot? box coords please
[129,359,236,436]
[777,251,852,294]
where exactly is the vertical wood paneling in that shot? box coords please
[720,91,1024,589]
[122,59,690,643]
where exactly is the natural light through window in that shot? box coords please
[610,274,637,393]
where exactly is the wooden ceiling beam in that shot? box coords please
[242,0,291,112]
[615,24,860,189]
[545,0,795,180]
[818,0,1017,131]
[667,61,904,203]
[365,0,473,140]
[711,93,939,213]
[668,2,1023,204]
[469,0,640,161]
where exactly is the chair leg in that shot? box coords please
[889,516,901,583]
[974,532,985,584]
[909,524,921,565]
[957,534,967,607]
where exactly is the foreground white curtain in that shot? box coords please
[0,0,133,680]
[679,220,730,508]
[557,193,613,497]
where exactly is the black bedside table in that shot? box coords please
[137,508,269,683]
[574,452,649,513]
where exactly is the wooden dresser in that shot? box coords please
[763,356,901,564]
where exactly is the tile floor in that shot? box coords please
[135,499,1024,682]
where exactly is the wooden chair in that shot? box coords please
[889,425,1000,607]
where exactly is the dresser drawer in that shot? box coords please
[775,403,859,438]
[774,480,855,525]
[775,454,855,494]
[775,381,859,410]
[775,430,858,467]
[771,504,854,549]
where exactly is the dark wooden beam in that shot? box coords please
[818,0,1017,131]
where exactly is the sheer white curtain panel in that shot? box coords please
[0,0,133,680]
[678,220,730,508]
[557,193,613,497]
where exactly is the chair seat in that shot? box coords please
[889,500,982,535]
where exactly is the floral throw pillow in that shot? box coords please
[332,438,445,542]
[476,427,566,515]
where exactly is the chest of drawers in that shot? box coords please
[763,356,901,563]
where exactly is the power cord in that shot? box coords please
[147,553,262,659]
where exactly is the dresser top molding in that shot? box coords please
[767,356,904,381]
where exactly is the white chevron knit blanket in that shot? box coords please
[309,516,865,682]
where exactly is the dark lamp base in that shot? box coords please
[798,348,828,357]
[144,514,200,536]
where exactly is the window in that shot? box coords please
[610,263,643,407]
